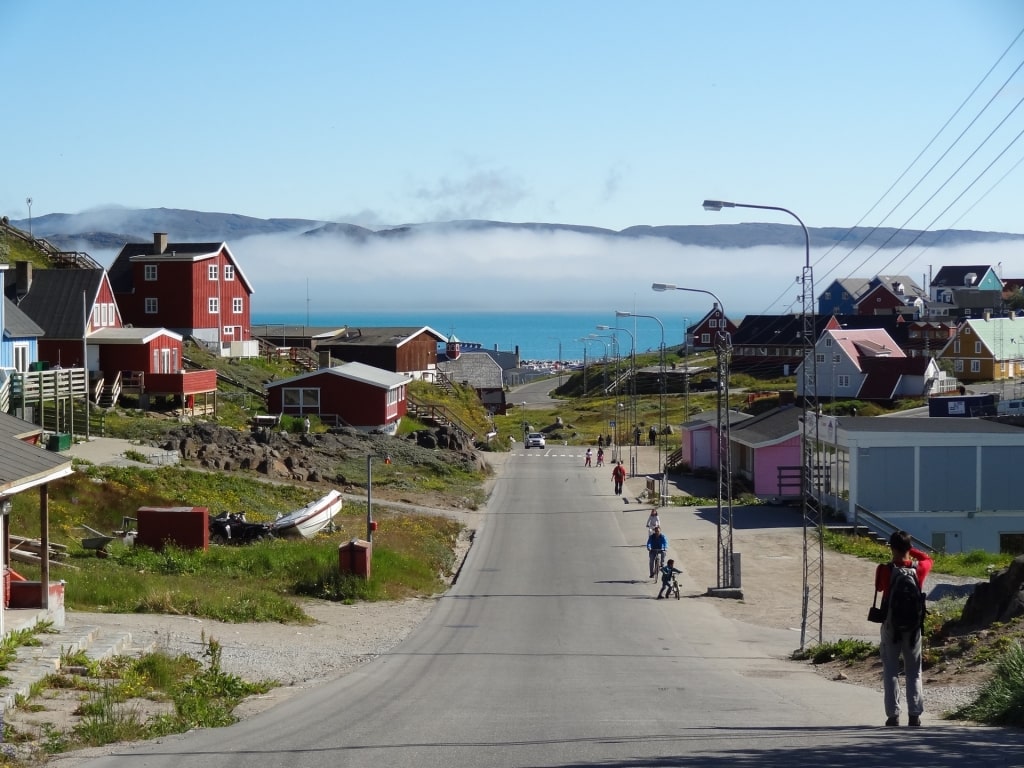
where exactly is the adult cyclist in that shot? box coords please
[646,526,668,580]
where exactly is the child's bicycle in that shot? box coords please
[666,574,681,599]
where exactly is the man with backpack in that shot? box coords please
[874,530,933,727]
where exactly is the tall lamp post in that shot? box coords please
[703,198,819,646]
[25,197,33,237]
[615,311,666,506]
[597,324,637,475]
[548,336,563,387]
[653,283,736,593]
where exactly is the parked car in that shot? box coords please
[525,432,546,448]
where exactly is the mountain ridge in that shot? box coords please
[9,206,1024,254]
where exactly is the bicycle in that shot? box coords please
[666,573,681,599]
[649,549,665,580]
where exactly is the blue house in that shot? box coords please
[0,295,43,374]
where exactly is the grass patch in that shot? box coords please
[951,640,1024,725]
[792,638,877,664]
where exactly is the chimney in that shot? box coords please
[984,309,991,321]
[15,261,32,299]
[154,232,168,254]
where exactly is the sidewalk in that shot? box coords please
[61,436,179,467]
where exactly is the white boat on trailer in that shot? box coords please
[271,489,343,539]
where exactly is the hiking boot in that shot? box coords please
[885,716,899,727]
[908,716,921,727]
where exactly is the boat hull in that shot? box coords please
[271,490,343,539]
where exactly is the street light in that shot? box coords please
[615,310,667,506]
[653,283,735,593]
[548,336,563,386]
[25,197,33,237]
[597,324,637,474]
[704,198,820,647]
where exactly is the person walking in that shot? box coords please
[875,530,933,727]
[596,447,605,467]
[584,448,592,468]
[612,461,626,495]
[645,508,661,535]
[648,425,657,446]
[646,526,668,579]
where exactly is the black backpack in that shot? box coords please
[886,563,926,637]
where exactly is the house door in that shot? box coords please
[932,531,962,554]
[693,431,712,469]
[161,348,172,373]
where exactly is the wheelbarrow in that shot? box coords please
[79,524,115,558]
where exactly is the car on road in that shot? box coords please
[525,433,546,449]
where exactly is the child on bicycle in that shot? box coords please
[657,559,682,599]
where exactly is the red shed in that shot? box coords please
[265,361,408,433]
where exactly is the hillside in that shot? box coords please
[10,207,1024,255]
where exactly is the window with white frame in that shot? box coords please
[282,387,320,414]
[13,343,28,373]
[837,374,850,387]
[144,264,158,281]
[224,264,235,280]
[971,359,981,373]
[223,326,235,337]
[833,353,841,363]
[974,341,982,354]
[232,297,243,313]
[701,333,710,344]
[954,340,960,353]
[208,264,218,280]
[815,353,825,363]
[145,297,158,314]
[209,297,219,313]
[825,337,832,346]
[955,359,964,372]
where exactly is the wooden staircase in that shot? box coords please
[406,393,475,443]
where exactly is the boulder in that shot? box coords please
[956,554,1024,629]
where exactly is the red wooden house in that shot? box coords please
[314,326,445,380]
[265,361,409,433]
[11,263,217,411]
[688,304,738,352]
[108,233,255,357]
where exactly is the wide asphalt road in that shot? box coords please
[74,450,1020,768]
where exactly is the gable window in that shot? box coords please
[209,298,219,314]
[824,291,832,300]
[224,265,235,281]
[954,340,960,354]
[825,337,832,346]
[837,374,850,387]
[144,264,158,281]
[971,359,981,373]
[145,297,158,314]
[974,341,982,354]
[208,265,218,281]
[815,353,825,363]
[232,297,243,313]
[842,292,850,300]
[833,353,841,363]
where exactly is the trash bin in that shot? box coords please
[339,538,372,580]
[47,433,72,452]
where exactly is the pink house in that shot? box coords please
[728,406,802,498]
[678,406,802,499]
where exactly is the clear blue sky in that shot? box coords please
[3,2,1024,319]
[4,1,1023,232]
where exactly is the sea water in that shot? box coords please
[252,310,690,362]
